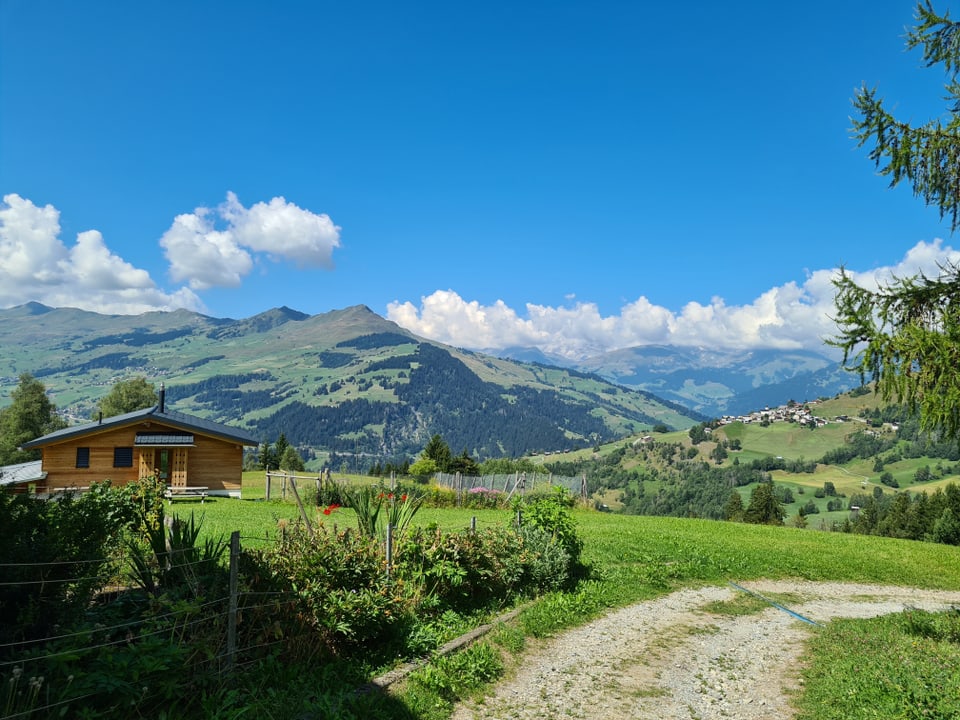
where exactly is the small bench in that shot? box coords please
[164,486,209,503]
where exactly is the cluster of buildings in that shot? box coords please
[718,401,830,429]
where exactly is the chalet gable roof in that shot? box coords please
[22,404,258,449]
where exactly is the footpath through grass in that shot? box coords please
[190,498,960,719]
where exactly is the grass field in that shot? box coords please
[183,491,960,718]
[191,496,960,594]
[717,419,859,461]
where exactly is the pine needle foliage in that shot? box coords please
[853,2,960,229]
[835,3,960,444]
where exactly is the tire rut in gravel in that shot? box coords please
[450,581,960,720]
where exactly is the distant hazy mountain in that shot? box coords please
[487,346,577,368]
[0,304,700,462]
[568,345,859,417]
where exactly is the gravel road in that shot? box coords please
[450,580,960,720]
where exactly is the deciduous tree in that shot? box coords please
[0,373,67,465]
[95,377,157,419]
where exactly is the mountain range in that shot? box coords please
[0,303,700,462]
[0,303,861,461]
[567,345,859,418]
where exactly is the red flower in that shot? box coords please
[322,503,341,515]
[401,494,408,502]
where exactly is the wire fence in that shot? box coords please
[262,469,588,510]
[0,506,522,719]
[0,532,314,719]
[432,471,587,499]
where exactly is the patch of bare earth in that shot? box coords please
[450,581,960,720]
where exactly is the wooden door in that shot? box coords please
[138,448,155,479]
[171,448,188,487]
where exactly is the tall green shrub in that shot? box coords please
[263,524,411,647]
[0,483,129,651]
[516,486,584,565]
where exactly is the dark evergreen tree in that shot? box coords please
[448,448,479,476]
[723,491,745,521]
[423,434,453,473]
[258,440,278,471]
[743,482,784,526]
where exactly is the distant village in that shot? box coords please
[718,400,831,429]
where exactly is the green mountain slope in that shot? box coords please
[0,303,700,459]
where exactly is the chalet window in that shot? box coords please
[76,447,90,468]
[113,447,133,468]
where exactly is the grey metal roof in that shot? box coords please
[0,460,45,486]
[22,404,258,449]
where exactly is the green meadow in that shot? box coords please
[184,493,960,718]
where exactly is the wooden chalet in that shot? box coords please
[21,387,257,497]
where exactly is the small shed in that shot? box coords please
[20,388,257,497]
[0,459,45,490]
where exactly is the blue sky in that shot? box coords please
[2,1,958,360]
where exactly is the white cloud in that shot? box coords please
[221,192,341,268]
[160,192,341,289]
[0,194,204,314]
[67,230,155,290]
[386,240,960,360]
[0,193,68,284]
[0,191,343,315]
[160,209,253,290]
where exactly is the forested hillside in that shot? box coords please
[0,303,699,461]
[545,391,960,547]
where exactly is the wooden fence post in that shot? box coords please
[288,476,314,538]
[385,523,393,578]
[265,471,272,501]
[226,530,240,673]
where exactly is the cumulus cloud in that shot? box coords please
[161,209,254,290]
[160,192,341,289]
[221,192,340,267]
[0,193,204,314]
[0,191,343,315]
[386,240,960,360]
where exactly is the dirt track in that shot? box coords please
[450,580,960,720]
